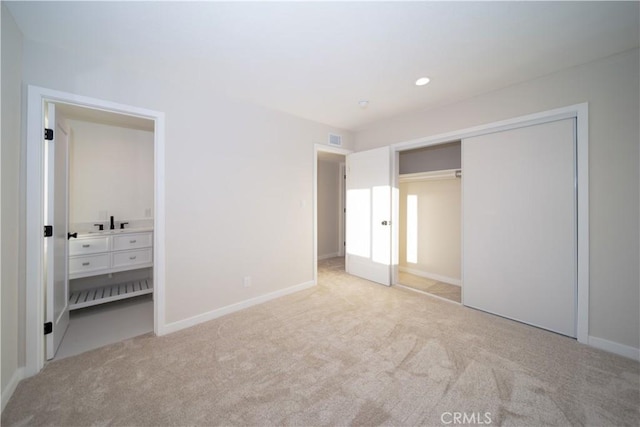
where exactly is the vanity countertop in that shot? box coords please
[77,227,153,237]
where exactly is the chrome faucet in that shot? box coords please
[110,215,115,230]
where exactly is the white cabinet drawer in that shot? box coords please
[69,237,110,256]
[113,232,153,251]
[68,230,153,279]
[69,254,110,276]
[112,248,153,269]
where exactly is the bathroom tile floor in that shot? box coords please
[55,294,153,360]
[397,271,461,303]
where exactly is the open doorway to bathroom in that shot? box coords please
[396,141,462,303]
[26,85,165,374]
[53,103,155,359]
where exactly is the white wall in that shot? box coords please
[68,119,154,228]
[356,49,640,351]
[317,159,340,258]
[18,38,354,327]
[1,3,24,406]
[399,179,461,283]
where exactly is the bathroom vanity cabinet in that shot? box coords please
[68,229,153,310]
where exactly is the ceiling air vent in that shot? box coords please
[328,133,342,147]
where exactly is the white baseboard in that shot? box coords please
[318,252,340,260]
[398,266,461,286]
[1,367,24,413]
[588,336,640,361]
[161,280,316,335]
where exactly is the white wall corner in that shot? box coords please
[588,336,640,361]
[1,367,24,413]
[161,280,316,335]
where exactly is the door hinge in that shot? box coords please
[44,225,53,237]
[44,322,53,335]
[44,128,54,140]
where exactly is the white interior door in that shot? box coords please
[45,102,70,359]
[345,147,392,286]
[462,118,577,337]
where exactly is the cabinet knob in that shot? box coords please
[82,262,90,266]
[130,240,137,243]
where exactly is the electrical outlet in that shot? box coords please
[243,276,251,288]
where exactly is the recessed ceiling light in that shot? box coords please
[358,100,369,108]
[415,77,431,86]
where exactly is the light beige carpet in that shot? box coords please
[3,257,639,426]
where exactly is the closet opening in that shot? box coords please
[396,141,462,303]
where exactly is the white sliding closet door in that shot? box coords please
[462,119,576,337]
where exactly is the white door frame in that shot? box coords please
[390,103,589,344]
[313,144,352,284]
[25,85,166,376]
[338,162,346,258]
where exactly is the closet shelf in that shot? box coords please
[69,278,153,311]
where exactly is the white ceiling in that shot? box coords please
[7,1,639,131]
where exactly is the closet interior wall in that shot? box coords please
[398,142,462,285]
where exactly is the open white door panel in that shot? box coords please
[45,102,70,359]
[345,147,392,286]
